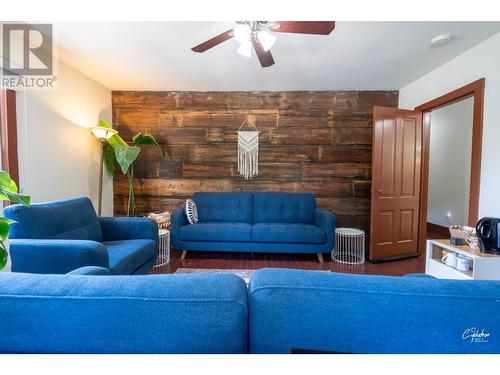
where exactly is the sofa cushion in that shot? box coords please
[4,197,103,242]
[251,223,326,244]
[253,192,316,224]
[179,222,252,242]
[194,192,253,223]
[104,239,156,275]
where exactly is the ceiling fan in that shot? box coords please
[191,21,335,68]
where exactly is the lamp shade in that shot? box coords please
[89,126,117,141]
[257,30,276,51]
[237,41,252,57]
[234,24,251,44]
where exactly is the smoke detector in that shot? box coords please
[431,34,452,47]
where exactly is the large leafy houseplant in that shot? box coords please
[0,171,30,270]
[99,119,167,216]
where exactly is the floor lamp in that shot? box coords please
[89,127,117,216]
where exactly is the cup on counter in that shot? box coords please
[456,256,472,271]
[442,251,457,267]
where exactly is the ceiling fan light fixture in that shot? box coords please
[257,30,276,51]
[237,41,252,57]
[234,24,251,44]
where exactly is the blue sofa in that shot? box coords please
[171,192,335,260]
[0,271,247,353]
[1,268,499,354]
[4,197,158,275]
[249,269,500,354]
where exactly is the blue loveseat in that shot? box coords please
[172,192,335,260]
[4,197,158,275]
[0,268,499,354]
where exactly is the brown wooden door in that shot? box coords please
[370,106,423,261]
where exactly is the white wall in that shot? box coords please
[399,31,500,220]
[15,59,113,216]
[427,97,473,227]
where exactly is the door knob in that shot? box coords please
[377,188,383,193]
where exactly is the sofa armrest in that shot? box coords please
[99,217,158,243]
[171,207,187,248]
[315,208,336,250]
[66,266,112,276]
[9,239,109,274]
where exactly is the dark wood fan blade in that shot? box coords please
[269,21,335,35]
[251,36,275,68]
[191,29,234,53]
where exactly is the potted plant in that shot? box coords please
[0,171,30,270]
[99,119,167,217]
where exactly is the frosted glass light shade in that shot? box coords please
[234,24,251,44]
[237,41,252,58]
[257,30,276,51]
[90,126,117,140]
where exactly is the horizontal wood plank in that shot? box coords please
[112,90,398,233]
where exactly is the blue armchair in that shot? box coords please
[4,197,158,275]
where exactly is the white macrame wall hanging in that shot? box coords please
[237,118,259,180]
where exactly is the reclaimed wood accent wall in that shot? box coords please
[112,91,398,233]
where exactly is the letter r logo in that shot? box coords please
[2,24,53,76]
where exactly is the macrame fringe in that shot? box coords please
[237,131,259,180]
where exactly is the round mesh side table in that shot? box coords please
[154,229,170,268]
[332,227,365,265]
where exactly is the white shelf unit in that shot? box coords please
[426,239,500,280]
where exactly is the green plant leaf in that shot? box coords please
[99,119,112,129]
[0,170,28,270]
[114,144,140,174]
[0,187,30,205]
[0,242,7,270]
[102,143,116,176]
[98,118,127,147]
[0,217,10,241]
[0,170,18,192]
[132,132,168,159]
[0,217,14,241]
[108,134,127,148]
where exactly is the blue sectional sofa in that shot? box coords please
[0,271,247,354]
[171,192,335,260]
[4,197,158,275]
[1,268,499,353]
[248,269,500,354]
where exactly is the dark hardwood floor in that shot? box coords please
[149,230,448,276]
[149,249,426,276]
[146,214,447,277]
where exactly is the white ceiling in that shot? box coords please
[53,21,500,91]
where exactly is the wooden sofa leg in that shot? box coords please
[181,250,188,261]
[317,253,324,264]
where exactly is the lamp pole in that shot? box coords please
[97,140,104,216]
[89,126,118,216]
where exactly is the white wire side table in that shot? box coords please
[154,229,170,268]
[332,227,365,265]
